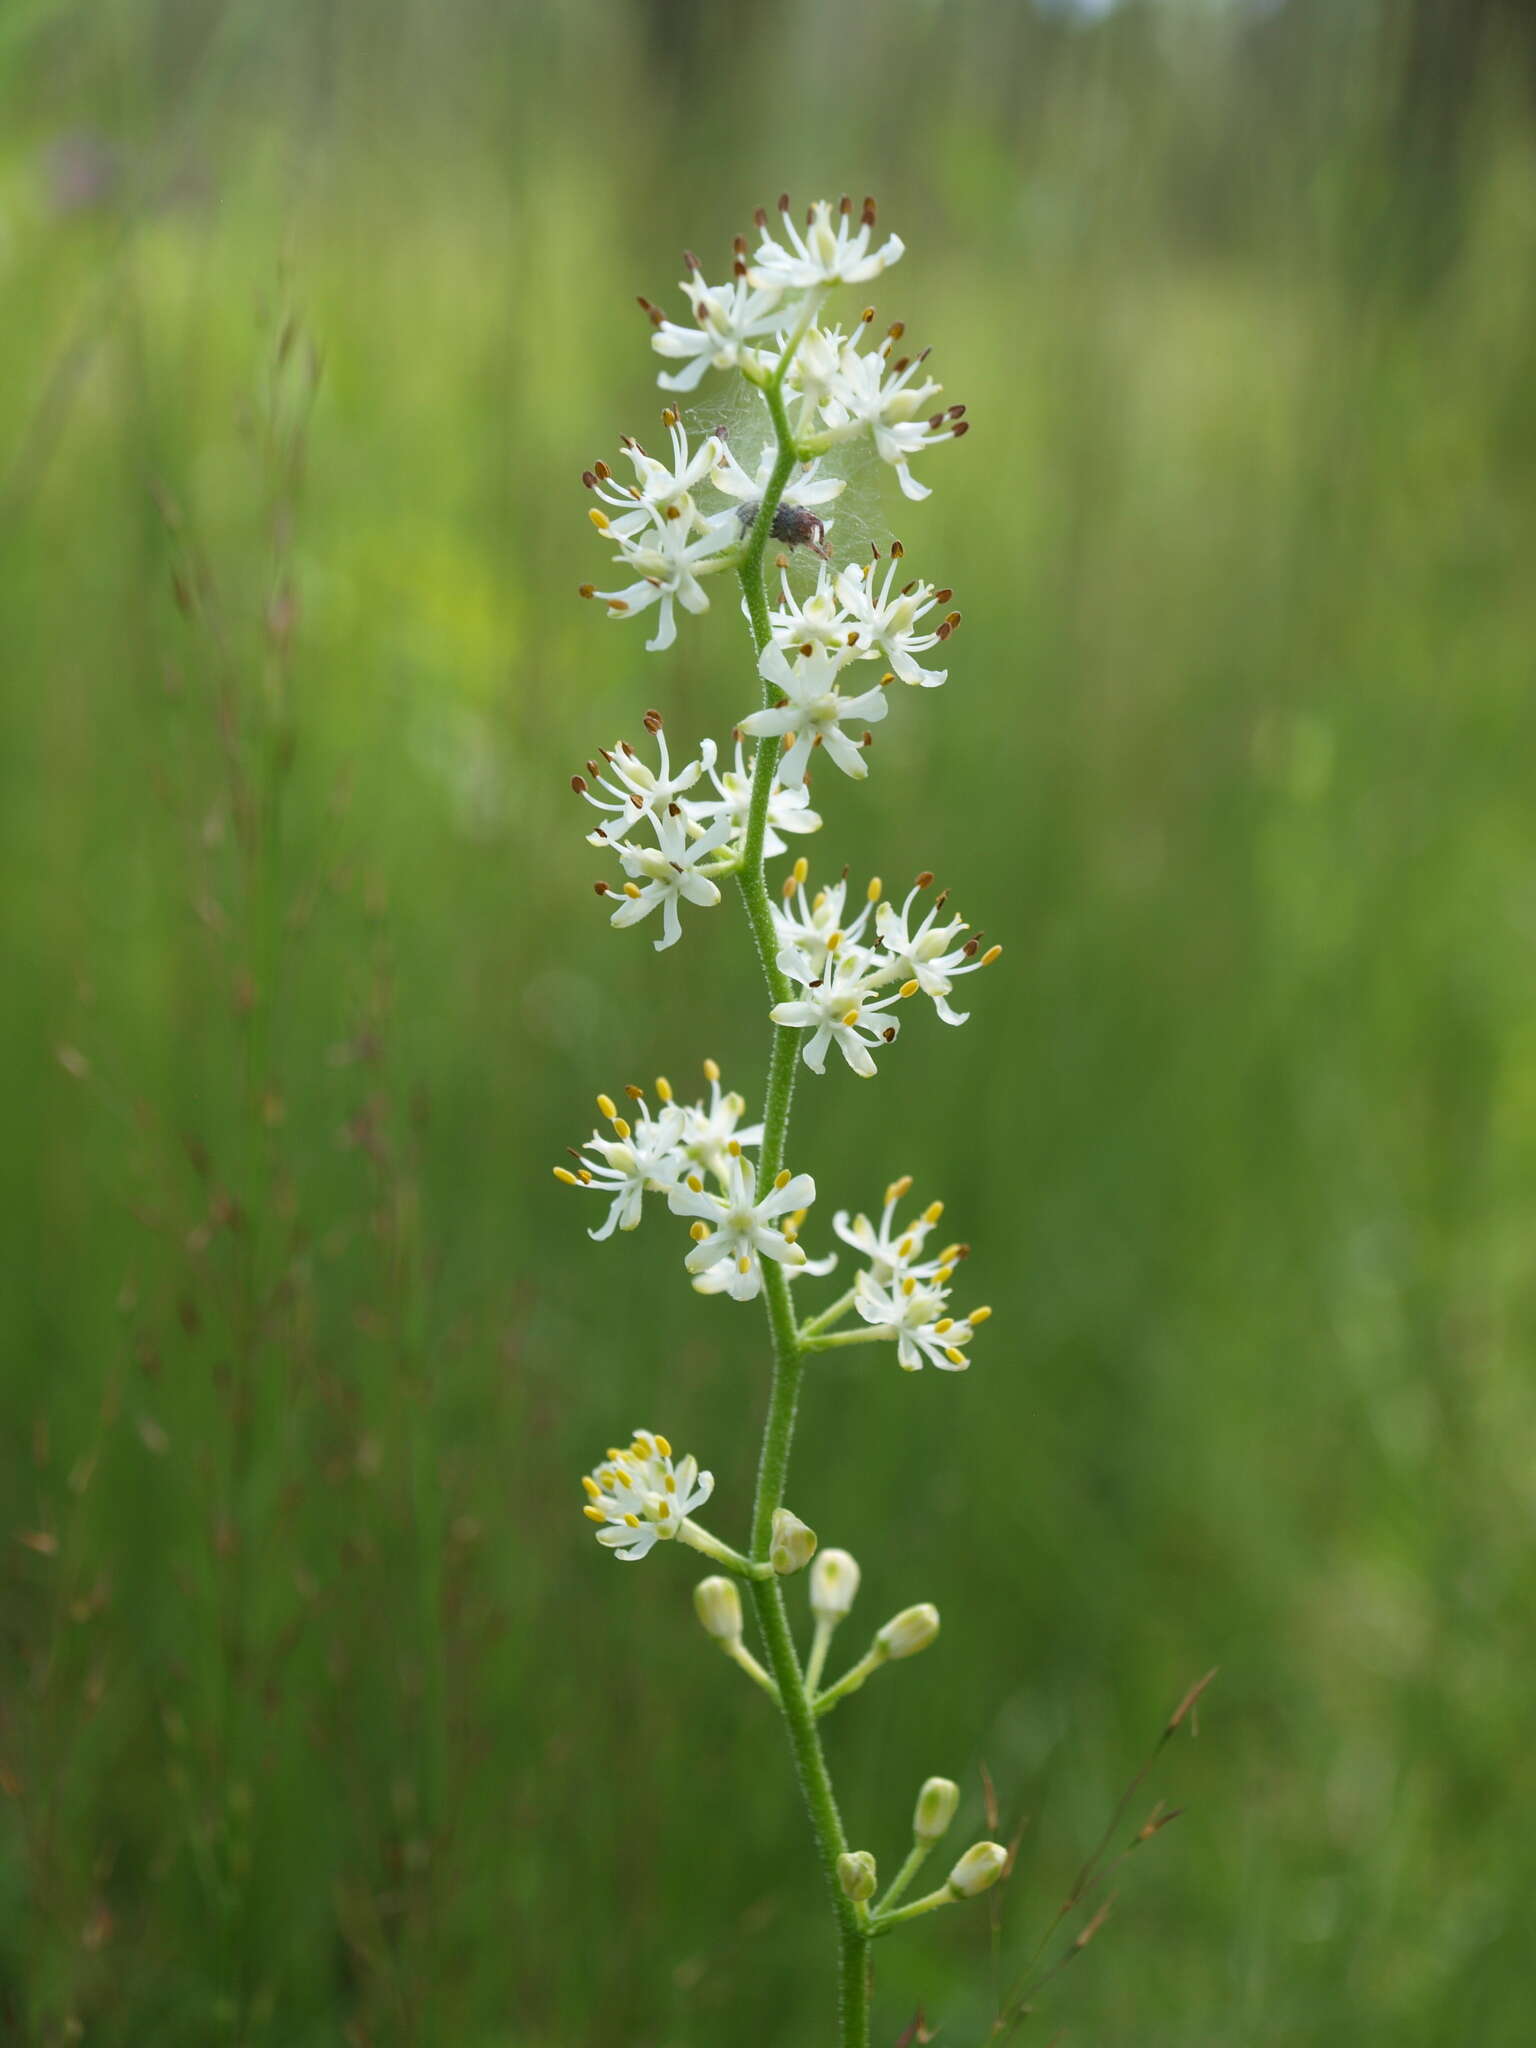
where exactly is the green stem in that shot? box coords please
[813,1644,887,1717]
[800,1328,886,1355]
[803,1615,836,1696]
[735,334,871,2048]
[679,1520,773,1579]
[798,1286,859,1340]
[869,1885,954,1937]
[874,1842,932,1918]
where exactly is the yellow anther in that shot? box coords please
[614,1469,634,1488]
[581,1475,601,1498]
[982,945,1002,965]
[899,979,920,998]
[774,1169,792,1189]
[944,1347,968,1367]
[968,1306,992,1324]
[578,1168,593,1183]
[792,856,809,885]
[582,1505,607,1523]
[934,1264,954,1285]
[828,931,842,951]
[936,1242,962,1264]
[664,1476,676,1495]
[611,1116,631,1140]
[624,1513,642,1528]
[738,1255,752,1274]
[656,1499,671,1517]
[924,1201,944,1224]
[596,1093,617,1118]
[654,1434,671,1457]
[656,1076,673,1103]
[662,406,678,427]
[606,1448,623,1462]
[934,1317,954,1334]
[727,1139,742,1157]
[703,1057,720,1082]
[842,1009,861,1027]
[623,882,642,899]
[553,1166,579,1185]
[886,1174,913,1203]
[867,876,882,902]
[690,1221,710,1241]
[901,1275,917,1295]
[588,507,610,530]
[687,1174,703,1191]
[897,1235,914,1257]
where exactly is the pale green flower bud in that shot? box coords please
[912,1776,960,1844]
[876,1602,940,1661]
[810,1546,861,1622]
[771,1507,817,1576]
[837,1850,878,1902]
[693,1575,743,1647]
[947,1841,1008,1898]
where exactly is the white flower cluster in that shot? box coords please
[553,1062,831,1302]
[770,864,1002,1078]
[834,1176,992,1371]
[578,712,820,950]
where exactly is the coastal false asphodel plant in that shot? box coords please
[557,195,1004,2045]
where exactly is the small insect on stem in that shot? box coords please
[736,498,833,560]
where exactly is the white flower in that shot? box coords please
[575,712,717,831]
[833,547,957,686]
[676,1057,764,1181]
[583,504,738,654]
[582,412,723,540]
[771,860,880,980]
[854,1264,990,1372]
[832,1176,956,1287]
[581,1429,715,1561]
[667,1143,816,1301]
[641,251,786,392]
[596,803,738,951]
[740,641,891,788]
[770,943,902,1079]
[874,876,1002,1024]
[553,1089,687,1239]
[796,314,968,502]
[747,194,904,292]
[681,735,823,861]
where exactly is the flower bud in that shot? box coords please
[693,1575,743,1647]
[876,1602,940,1662]
[837,1850,878,1902]
[810,1546,861,1622]
[912,1776,960,1844]
[771,1508,817,1576]
[947,1841,1008,1898]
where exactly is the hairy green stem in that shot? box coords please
[736,345,871,2048]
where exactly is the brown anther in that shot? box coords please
[578,585,595,600]
[684,248,701,270]
[901,579,918,596]
[667,802,681,817]
[945,611,961,630]
[861,306,876,325]
[935,889,950,911]
[811,732,824,747]
[734,233,747,254]
[963,939,979,958]
[625,1084,645,1100]
[777,192,790,213]
[934,588,953,604]
[643,707,663,730]
[887,321,905,341]
[893,356,910,375]
[628,793,643,809]
[861,196,877,225]
[882,1027,897,1042]
[620,740,636,757]
[951,420,970,439]
[839,194,852,215]
[870,541,882,559]
[891,539,905,558]
[637,296,664,326]
[800,641,814,657]
[936,622,952,642]
[606,599,629,613]
[594,881,611,896]
[661,407,678,427]
[948,403,965,418]
[928,412,945,430]
[581,469,597,489]
[915,870,935,888]
[846,631,860,646]
[753,206,768,229]
[571,775,588,793]
[665,504,681,519]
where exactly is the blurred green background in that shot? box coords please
[5,0,1536,2040]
